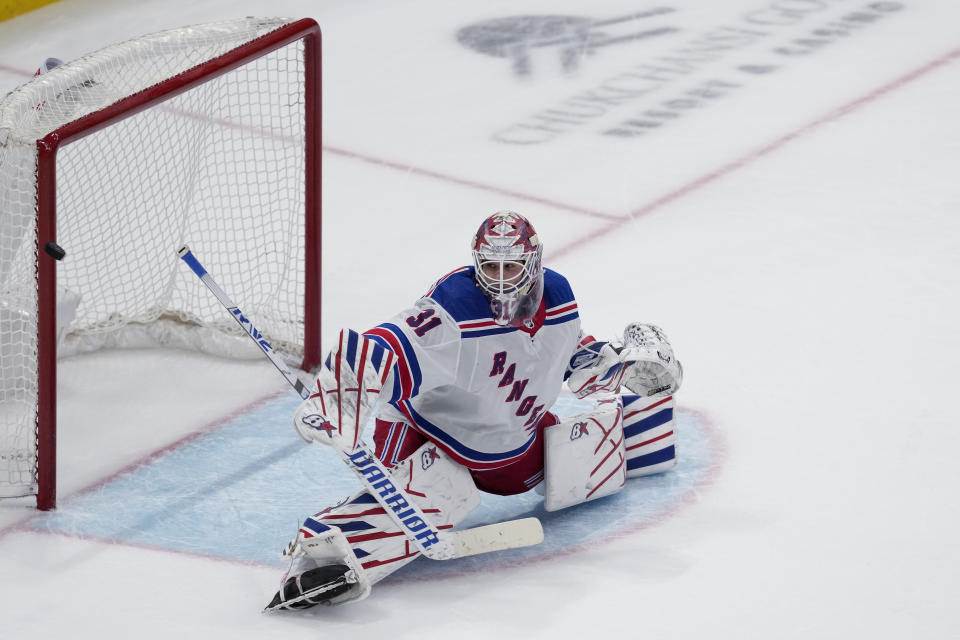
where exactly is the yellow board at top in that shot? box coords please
[0,0,60,22]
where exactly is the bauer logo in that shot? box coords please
[570,421,589,440]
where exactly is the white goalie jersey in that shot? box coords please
[363,266,581,470]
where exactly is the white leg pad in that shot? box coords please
[543,396,626,512]
[300,442,480,586]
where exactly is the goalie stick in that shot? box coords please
[177,245,544,560]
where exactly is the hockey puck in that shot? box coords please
[44,242,66,261]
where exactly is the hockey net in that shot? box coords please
[0,17,321,508]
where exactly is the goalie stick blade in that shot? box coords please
[432,517,544,560]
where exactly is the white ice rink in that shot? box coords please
[1,1,959,638]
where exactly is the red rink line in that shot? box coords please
[0,58,618,222]
[0,63,30,77]
[323,144,622,222]
[547,45,960,262]
[0,389,289,540]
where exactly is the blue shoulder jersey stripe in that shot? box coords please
[426,266,578,326]
[424,266,472,297]
[544,311,579,326]
[375,322,424,398]
[425,267,494,323]
[461,326,515,339]
[542,268,576,308]
[364,332,404,402]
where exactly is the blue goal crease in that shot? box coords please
[26,394,716,576]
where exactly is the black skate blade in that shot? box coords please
[263,564,355,612]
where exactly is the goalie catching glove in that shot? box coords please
[294,329,395,452]
[619,322,683,397]
[567,322,682,399]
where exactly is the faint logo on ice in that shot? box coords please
[456,9,679,77]
[481,1,907,144]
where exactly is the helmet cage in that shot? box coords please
[472,250,541,298]
[470,211,544,326]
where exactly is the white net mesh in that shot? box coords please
[0,17,315,499]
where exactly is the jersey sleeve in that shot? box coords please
[362,297,461,404]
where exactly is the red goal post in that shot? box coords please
[0,17,322,510]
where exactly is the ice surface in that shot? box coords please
[1,1,958,638]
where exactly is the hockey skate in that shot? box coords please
[264,564,357,611]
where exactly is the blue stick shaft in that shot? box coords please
[177,245,309,399]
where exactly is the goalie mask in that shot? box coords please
[471,211,544,326]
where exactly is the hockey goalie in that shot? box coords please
[267,210,683,610]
